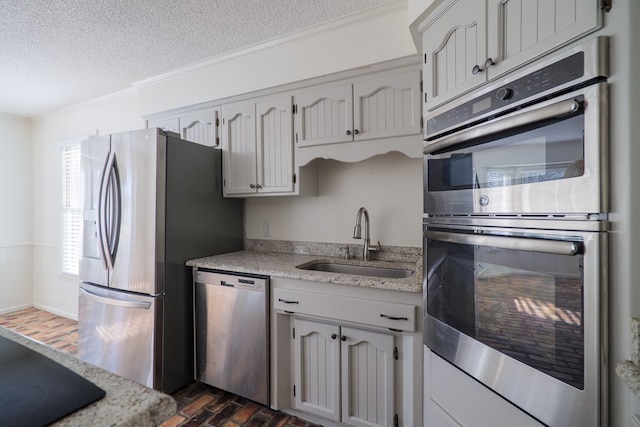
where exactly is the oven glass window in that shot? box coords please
[427,114,584,192]
[426,234,584,389]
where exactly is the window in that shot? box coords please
[62,143,81,276]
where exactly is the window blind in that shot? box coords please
[62,144,81,276]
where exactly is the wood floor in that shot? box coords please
[0,308,320,427]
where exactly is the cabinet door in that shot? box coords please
[293,318,341,422]
[487,0,602,79]
[422,0,487,110]
[180,107,220,147]
[256,96,294,194]
[295,84,353,147]
[147,116,179,133]
[221,101,256,196]
[341,327,395,427]
[353,69,422,141]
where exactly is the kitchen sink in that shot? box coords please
[297,261,414,279]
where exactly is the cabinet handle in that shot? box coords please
[484,57,495,69]
[353,129,360,135]
[278,298,299,304]
[341,335,347,342]
[380,313,408,321]
[331,333,337,340]
[250,184,256,189]
[256,184,262,189]
[472,64,483,75]
[346,130,352,136]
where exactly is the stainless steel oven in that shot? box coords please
[423,219,607,427]
[422,37,609,427]
[423,37,609,218]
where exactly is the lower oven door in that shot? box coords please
[423,222,606,427]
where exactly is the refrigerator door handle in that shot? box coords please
[99,152,121,271]
[97,153,111,271]
[80,287,151,309]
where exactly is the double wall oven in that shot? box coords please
[423,37,609,427]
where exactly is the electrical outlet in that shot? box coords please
[262,222,271,237]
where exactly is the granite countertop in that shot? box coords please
[616,318,640,398]
[187,245,422,294]
[0,327,176,427]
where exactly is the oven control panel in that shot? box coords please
[426,52,586,138]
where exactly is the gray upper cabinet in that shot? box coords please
[421,0,603,111]
[179,107,220,147]
[146,107,220,147]
[294,68,421,147]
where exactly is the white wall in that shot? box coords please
[245,153,422,246]
[0,114,33,313]
[31,92,143,318]
[29,4,420,319]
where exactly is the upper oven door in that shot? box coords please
[423,82,608,217]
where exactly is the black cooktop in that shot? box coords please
[0,336,105,427]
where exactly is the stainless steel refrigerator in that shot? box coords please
[78,128,243,394]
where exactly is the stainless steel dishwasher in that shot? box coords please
[194,269,269,405]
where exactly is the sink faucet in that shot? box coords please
[352,207,380,261]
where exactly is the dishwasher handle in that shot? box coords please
[195,270,268,292]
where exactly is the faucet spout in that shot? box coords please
[353,207,376,261]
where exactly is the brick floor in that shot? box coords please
[0,308,321,427]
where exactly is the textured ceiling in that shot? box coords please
[0,0,392,117]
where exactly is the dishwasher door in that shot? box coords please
[194,270,269,405]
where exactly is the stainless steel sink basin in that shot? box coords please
[297,262,414,279]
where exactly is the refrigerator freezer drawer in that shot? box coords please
[78,283,160,389]
[194,271,269,406]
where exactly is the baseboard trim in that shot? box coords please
[0,303,33,315]
[32,303,77,321]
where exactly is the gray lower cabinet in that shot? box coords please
[292,317,395,427]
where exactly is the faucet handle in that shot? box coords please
[369,241,382,252]
[343,246,350,259]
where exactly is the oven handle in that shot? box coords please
[423,98,581,155]
[425,230,581,255]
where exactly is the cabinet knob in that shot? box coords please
[472,64,483,75]
[346,130,352,136]
[249,184,256,189]
[256,184,262,189]
[341,335,347,342]
[353,129,360,135]
[484,57,496,69]
[331,333,337,340]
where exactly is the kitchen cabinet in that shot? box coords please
[221,95,316,197]
[271,281,421,427]
[292,317,395,427]
[146,107,220,147]
[294,68,421,148]
[421,0,603,110]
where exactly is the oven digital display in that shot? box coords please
[472,96,492,115]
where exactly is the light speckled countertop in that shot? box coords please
[186,243,422,294]
[0,327,176,427]
[616,318,640,399]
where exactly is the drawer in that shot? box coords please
[273,288,416,332]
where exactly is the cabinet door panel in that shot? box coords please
[341,327,394,427]
[354,70,421,141]
[256,96,294,194]
[147,116,179,133]
[221,101,256,195]
[488,0,601,79]
[180,107,220,147]
[423,0,486,110]
[293,318,341,421]
[296,84,353,147]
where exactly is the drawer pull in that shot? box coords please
[380,314,408,321]
[278,298,299,304]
